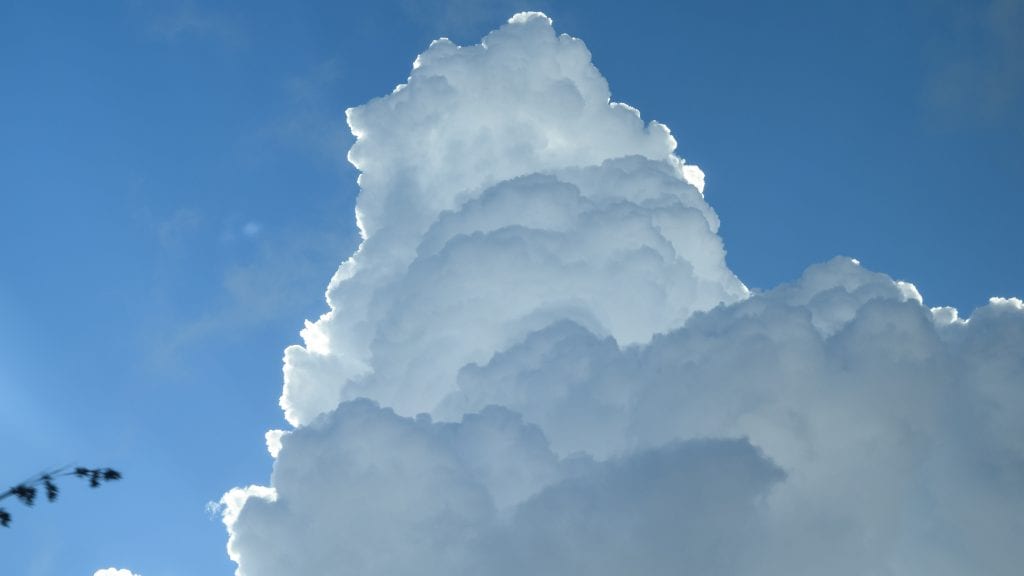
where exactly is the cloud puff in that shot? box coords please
[93,569,140,576]
[228,399,782,575]
[223,12,1024,576]
[280,12,742,426]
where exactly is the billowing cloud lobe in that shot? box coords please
[223,13,1024,576]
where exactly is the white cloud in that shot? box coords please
[223,12,1024,576]
[93,569,140,576]
[242,221,262,238]
[280,11,738,426]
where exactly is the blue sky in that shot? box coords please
[1,1,1021,574]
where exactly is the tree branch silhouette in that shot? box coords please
[0,466,122,527]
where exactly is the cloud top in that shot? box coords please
[279,12,743,425]
[93,569,140,576]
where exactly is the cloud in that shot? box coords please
[265,59,353,166]
[279,12,740,426]
[155,208,202,254]
[137,0,246,47]
[223,13,1024,576]
[242,221,261,237]
[397,0,550,39]
[226,399,782,575]
[93,569,140,576]
[142,207,356,367]
[924,0,1024,125]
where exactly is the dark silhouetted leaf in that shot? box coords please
[12,485,37,506]
[44,479,59,502]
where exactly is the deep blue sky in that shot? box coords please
[1,1,1020,574]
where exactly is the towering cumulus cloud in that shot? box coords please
[223,13,1024,575]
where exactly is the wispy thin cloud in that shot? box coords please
[924,0,1024,126]
[133,0,247,47]
[156,208,202,255]
[145,220,357,368]
[264,59,352,168]
[398,0,551,39]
